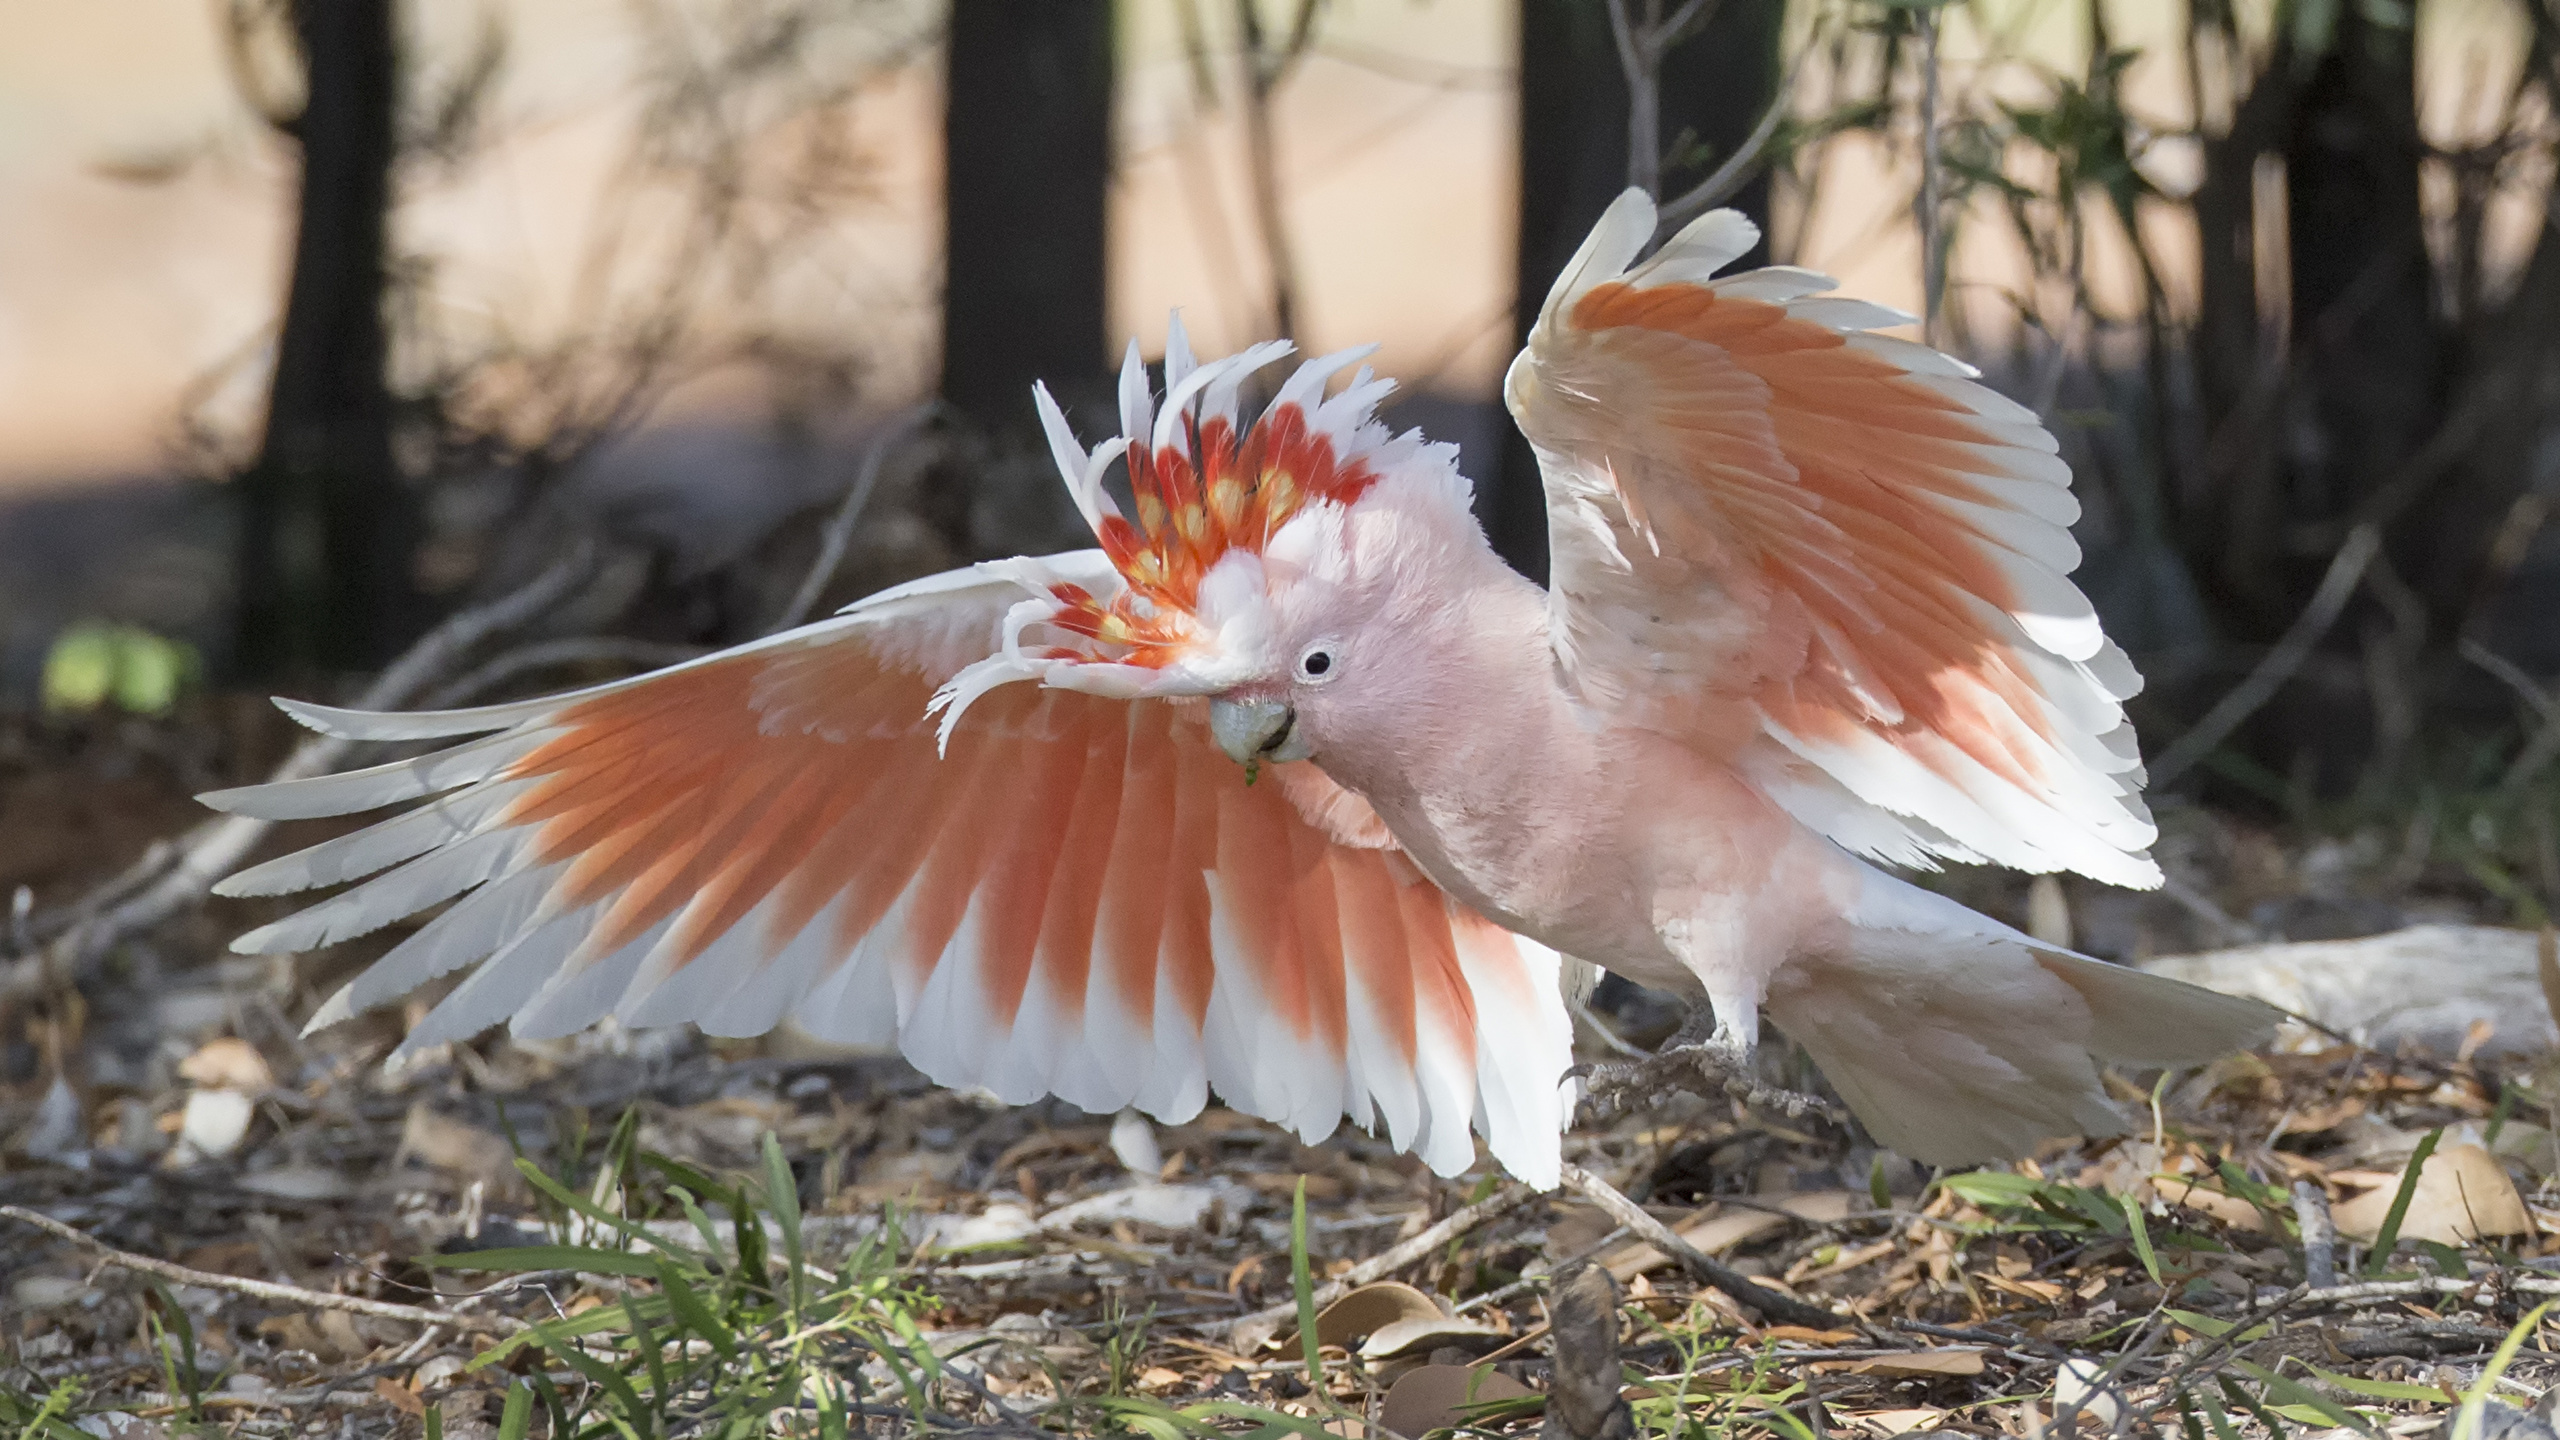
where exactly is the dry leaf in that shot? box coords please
[1852,1408,1947,1435]
[1273,1281,1445,1360]
[373,1378,425,1418]
[1361,1313,1506,1361]
[2154,1176,2267,1232]
[178,1037,273,1094]
[1380,1363,1536,1438]
[396,1104,519,1191]
[1819,1349,1986,1379]
[1761,1325,1861,1344]
[1606,1192,1853,1279]
[2332,1143,2531,1243]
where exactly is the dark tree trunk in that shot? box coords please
[940,0,1114,436]
[238,0,421,678]
[2282,5,2442,608]
[1491,0,1781,580]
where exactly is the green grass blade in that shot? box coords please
[2192,1380,2246,1440]
[2230,1359,2378,1436]
[2363,1128,2442,1277]
[2120,1194,2163,1284]
[534,1316,652,1432]
[1290,1175,1323,1393]
[497,1383,534,1440]
[2455,1300,2554,1440]
[651,1255,738,1358]
[762,1131,806,1309]
[2297,1362,2453,1404]
[2217,1375,2294,1440]
[514,1158,698,1260]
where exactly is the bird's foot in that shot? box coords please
[1572,1031,1844,1127]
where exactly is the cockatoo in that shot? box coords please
[207,192,2275,1189]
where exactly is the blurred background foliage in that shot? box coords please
[7,0,2560,931]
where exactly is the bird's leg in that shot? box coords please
[1574,993,1844,1125]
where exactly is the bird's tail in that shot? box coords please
[1765,868,2278,1168]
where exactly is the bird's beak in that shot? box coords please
[1209,697,1311,765]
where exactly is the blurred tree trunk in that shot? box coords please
[238,0,423,678]
[1490,0,1779,581]
[2282,6,2443,610]
[940,0,1113,435]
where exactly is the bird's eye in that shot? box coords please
[1296,645,1338,682]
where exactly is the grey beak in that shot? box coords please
[1209,698,1310,765]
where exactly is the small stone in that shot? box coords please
[178,1088,256,1159]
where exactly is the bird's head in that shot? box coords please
[929,318,1480,772]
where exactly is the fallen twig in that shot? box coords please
[1557,1163,1838,1329]
[2294,1180,2338,1291]
[0,544,594,1008]
[1,1205,530,1335]
[1226,1182,1541,1343]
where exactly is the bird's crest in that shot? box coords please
[928,318,1420,745]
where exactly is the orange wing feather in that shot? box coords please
[207,562,1574,1181]
[1510,192,2159,888]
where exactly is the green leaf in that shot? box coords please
[2192,1380,2246,1440]
[762,1131,806,1308]
[514,1158,699,1261]
[497,1384,535,1440]
[2297,1361,2452,1404]
[2364,1128,2442,1277]
[2419,1240,2470,1278]
[468,1294,668,1370]
[2455,1301,2555,1440]
[652,1256,738,1357]
[2121,1195,2164,1285]
[1937,1170,2050,1206]
[535,1319,651,1434]
[421,1244,664,1276]
[1290,1175,1323,1392]
[2231,1359,2380,1436]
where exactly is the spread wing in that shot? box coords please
[206,555,1574,1183]
[1506,190,2159,889]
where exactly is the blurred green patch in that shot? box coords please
[41,623,198,716]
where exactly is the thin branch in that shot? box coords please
[1916,7,1944,347]
[1657,46,1805,231]
[2462,637,2560,792]
[2148,524,2381,787]
[770,404,934,634]
[1557,1163,1839,1328]
[1,1205,531,1335]
[0,543,594,1007]
[1605,0,1660,199]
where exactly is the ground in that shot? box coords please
[4,704,2558,1440]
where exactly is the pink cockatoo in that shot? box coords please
[207,192,2274,1188]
